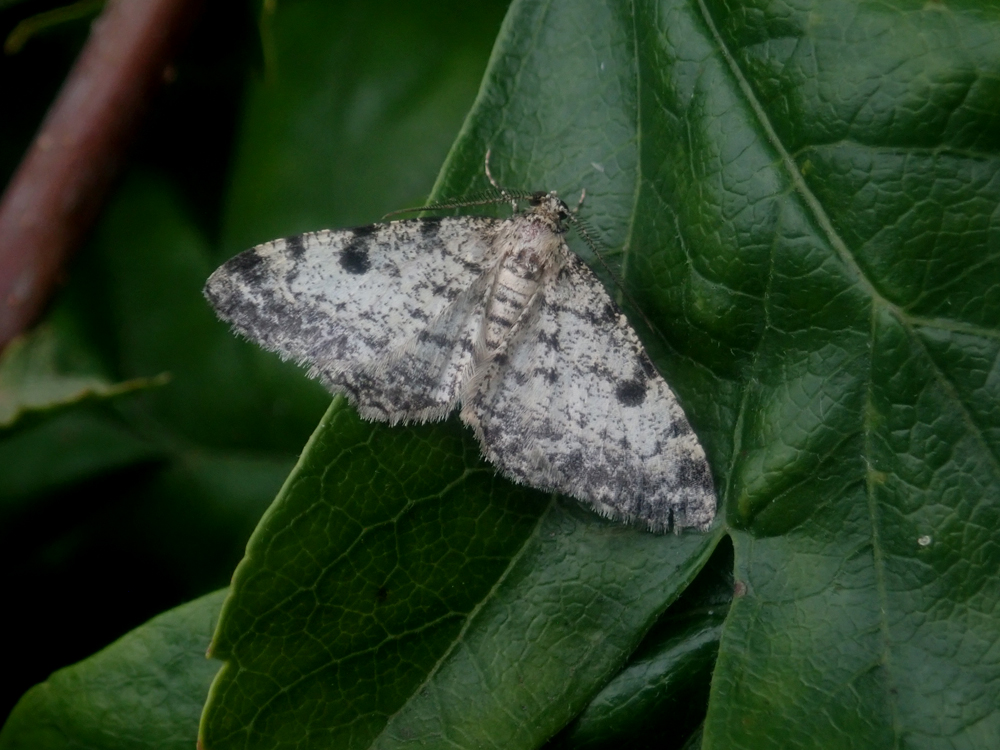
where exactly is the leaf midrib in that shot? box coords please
[372,494,558,748]
[695,1,903,743]
[864,298,903,747]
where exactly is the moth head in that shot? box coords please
[528,190,572,230]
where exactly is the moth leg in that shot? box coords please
[484,149,518,212]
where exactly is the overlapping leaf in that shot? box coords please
[0,590,227,750]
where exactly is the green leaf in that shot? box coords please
[694,2,1000,747]
[201,0,1000,747]
[0,317,166,430]
[201,4,725,748]
[220,0,509,254]
[552,539,733,750]
[561,613,720,750]
[0,301,163,512]
[0,589,226,750]
[201,401,720,749]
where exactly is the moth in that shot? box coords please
[204,161,715,532]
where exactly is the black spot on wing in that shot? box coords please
[224,248,267,284]
[615,356,658,408]
[417,330,451,348]
[419,217,444,241]
[284,234,306,258]
[534,367,559,384]
[584,300,622,329]
[536,330,561,352]
[340,225,377,274]
[666,416,693,438]
[616,378,647,407]
[340,243,371,274]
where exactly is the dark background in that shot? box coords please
[0,0,510,721]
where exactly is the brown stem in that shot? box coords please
[0,0,203,350]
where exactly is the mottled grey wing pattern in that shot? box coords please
[205,216,500,392]
[461,250,715,532]
[337,272,493,423]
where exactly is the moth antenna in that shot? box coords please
[574,189,586,213]
[381,189,534,220]
[565,213,671,348]
[485,149,518,212]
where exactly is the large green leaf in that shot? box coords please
[202,400,720,749]
[202,0,1000,748]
